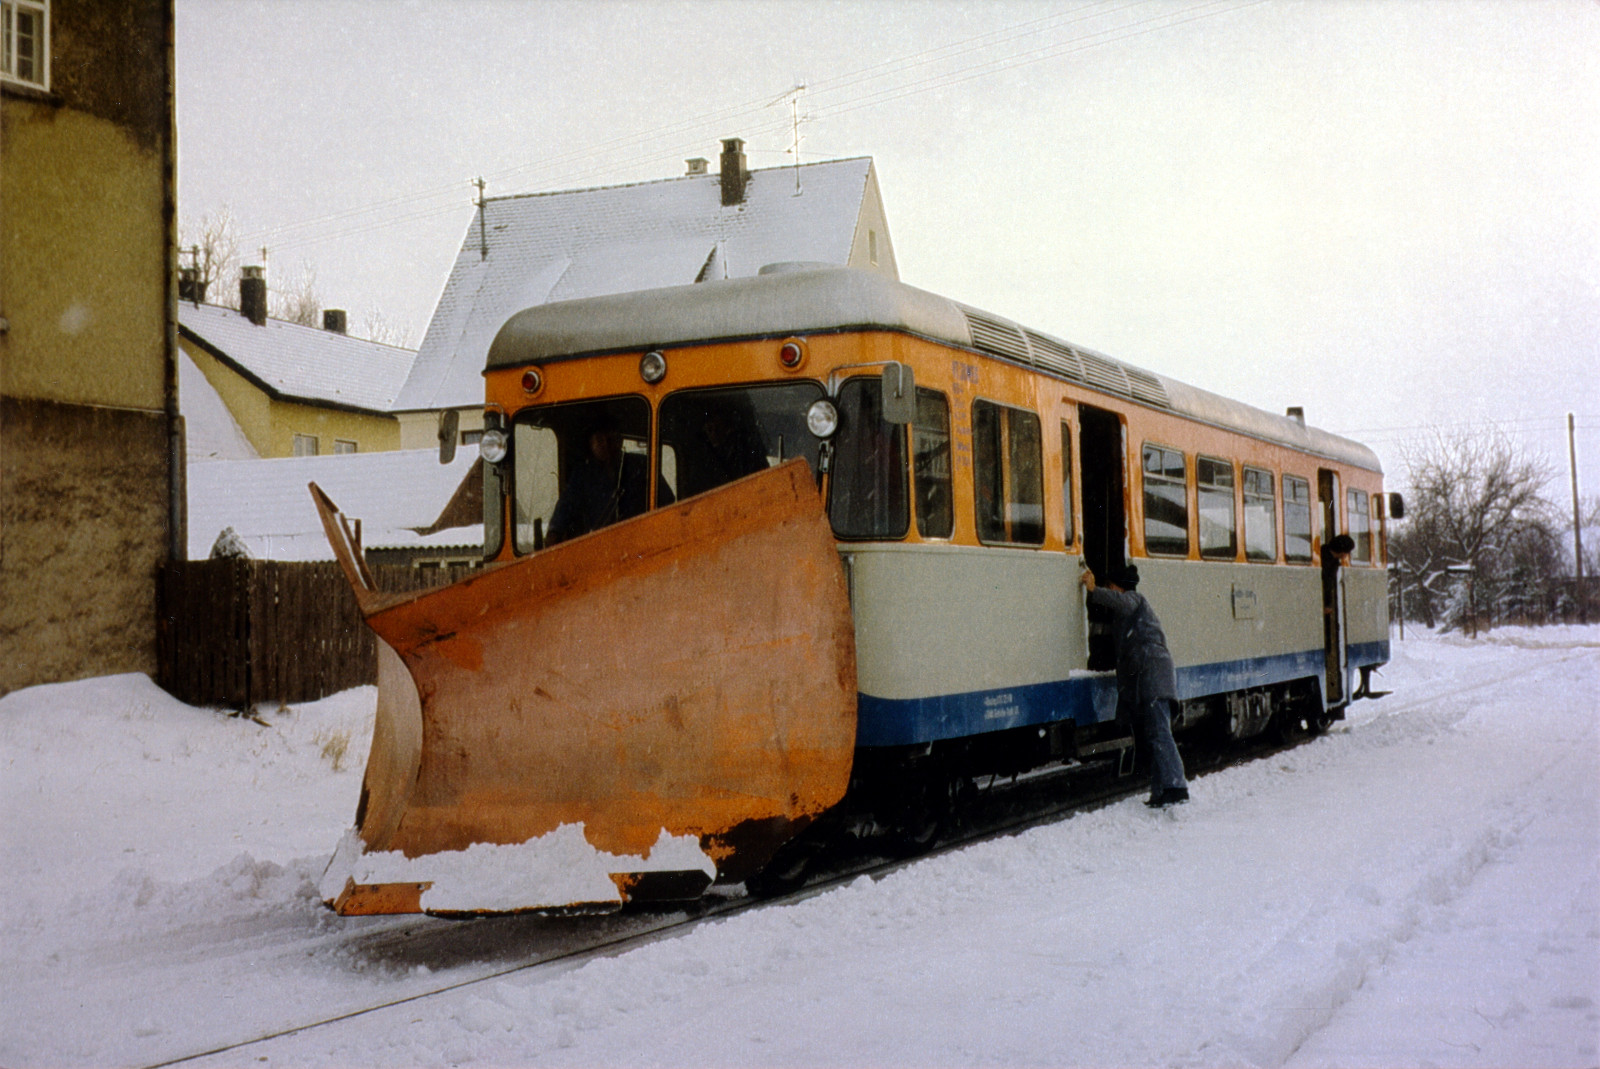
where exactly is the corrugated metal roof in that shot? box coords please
[187,447,480,561]
[487,266,1382,472]
[392,157,881,413]
[179,303,416,413]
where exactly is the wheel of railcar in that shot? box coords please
[883,773,958,859]
[745,837,816,898]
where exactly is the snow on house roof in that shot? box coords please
[179,302,416,413]
[393,156,879,414]
[187,447,480,561]
[178,349,259,461]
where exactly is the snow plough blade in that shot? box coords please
[310,460,857,916]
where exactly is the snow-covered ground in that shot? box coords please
[3,627,1597,1068]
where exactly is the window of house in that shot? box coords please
[1283,474,1313,563]
[292,434,319,457]
[461,429,483,446]
[1,0,47,91]
[1059,421,1075,547]
[1142,443,1189,556]
[333,439,357,455]
[829,377,908,540]
[1242,466,1277,562]
[973,399,1044,546]
[1347,489,1372,562]
[912,388,953,539]
[1197,456,1237,560]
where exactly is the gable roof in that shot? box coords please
[187,447,481,561]
[179,302,416,413]
[393,156,886,414]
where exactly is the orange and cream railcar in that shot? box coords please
[314,265,1394,914]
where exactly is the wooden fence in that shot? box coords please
[156,559,477,709]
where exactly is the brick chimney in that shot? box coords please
[719,138,748,206]
[323,309,347,334]
[239,265,267,326]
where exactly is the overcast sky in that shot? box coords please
[175,0,1599,494]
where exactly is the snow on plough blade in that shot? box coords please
[310,460,857,916]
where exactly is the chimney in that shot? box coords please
[178,267,208,305]
[1286,406,1305,426]
[323,309,348,334]
[719,138,749,206]
[239,265,267,326]
[686,157,709,176]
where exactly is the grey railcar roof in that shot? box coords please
[487,266,1381,473]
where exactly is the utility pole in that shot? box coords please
[475,177,488,260]
[1571,413,1587,624]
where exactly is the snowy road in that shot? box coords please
[3,627,1597,1067]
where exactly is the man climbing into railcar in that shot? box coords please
[1079,565,1190,808]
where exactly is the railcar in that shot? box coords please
[314,265,1396,915]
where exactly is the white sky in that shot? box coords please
[175,0,1600,492]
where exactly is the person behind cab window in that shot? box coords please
[545,418,650,545]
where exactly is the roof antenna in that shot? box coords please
[774,80,808,196]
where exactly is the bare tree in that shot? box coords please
[359,307,414,348]
[1390,428,1555,633]
[178,204,241,307]
[271,259,323,328]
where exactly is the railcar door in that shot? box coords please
[1318,468,1348,705]
[1079,405,1127,671]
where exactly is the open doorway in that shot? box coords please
[1079,405,1127,671]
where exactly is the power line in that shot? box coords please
[231,0,1263,255]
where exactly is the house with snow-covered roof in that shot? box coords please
[179,269,416,458]
[187,446,482,565]
[392,139,899,449]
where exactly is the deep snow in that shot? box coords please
[2,627,1597,1068]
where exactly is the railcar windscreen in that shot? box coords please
[658,382,825,503]
[510,396,653,553]
[830,377,910,540]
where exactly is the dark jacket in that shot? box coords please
[1086,586,1178,703]
[546,452,649,544]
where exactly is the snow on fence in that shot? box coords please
[156,559,478,709]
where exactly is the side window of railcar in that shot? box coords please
[972,400,1045,546]
[1347,489,1372,562]
[1242,466,1277,562]
[1142,444,1189,556]
[1283,474,1313,563]
[912,388,954,539]
[1197,456,1237,560]
[830,377,909,540]
[1059,421,1075,546]
[511,396,652,553]
[658,382,824,504]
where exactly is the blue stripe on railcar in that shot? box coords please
[856,643,1390,748]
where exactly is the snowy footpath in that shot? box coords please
[3,627,1597,1068]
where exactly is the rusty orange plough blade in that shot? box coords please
[310,460,857,915]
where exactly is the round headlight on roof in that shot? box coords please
[806,398,840,439]
[639,350,667,384]
[479,428,509,464]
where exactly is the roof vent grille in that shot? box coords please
[1079,350,1131,396]
[1124,367,1170,407]
[1022,331,1086,383]
[959,307,1031,364]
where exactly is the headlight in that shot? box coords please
[806,399,839,439]
[480,428,509,464]
[639,350,667,384]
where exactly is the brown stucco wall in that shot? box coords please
[0,397,171,693]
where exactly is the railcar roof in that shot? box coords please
[487,266,1381,473]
